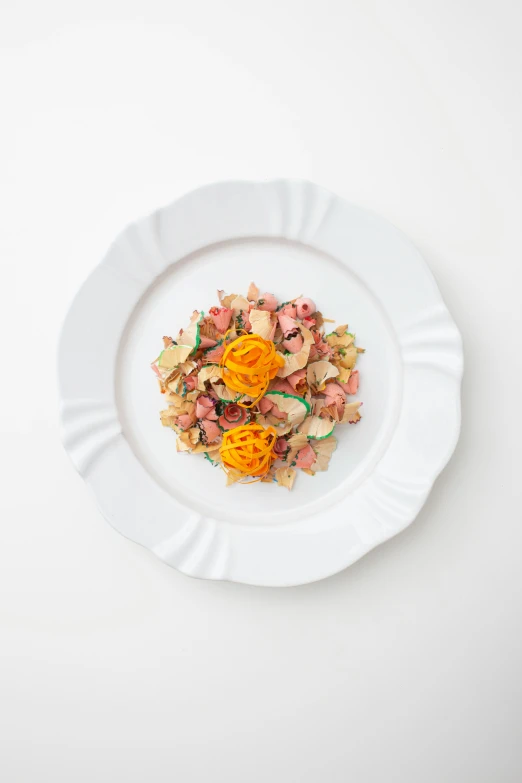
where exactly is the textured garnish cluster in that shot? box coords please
[151,283,364,489]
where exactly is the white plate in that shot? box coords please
[58,180,463,586]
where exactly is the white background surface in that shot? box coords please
[1,2,521,781]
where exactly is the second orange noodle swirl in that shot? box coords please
[220,333,284,407]
[219,424,278,477]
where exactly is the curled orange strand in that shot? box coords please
[220,332,284,408]
[219,423,277,478]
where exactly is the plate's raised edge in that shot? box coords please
[57,179,464,586]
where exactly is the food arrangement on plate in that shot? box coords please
[151,282,364,490]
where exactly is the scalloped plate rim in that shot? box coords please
[57,179,463,586]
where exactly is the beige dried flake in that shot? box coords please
[273,421,294,435]
[336,366,351,384]
[178,361,197,375]
[177,427,200,449]
[311,436,337,471]
[191,442,221,454]
[247,281,260,301]
[176,310,203,349]
[255,414,271,429]
[229,295,250,314]
[257,412,291,431]
[249,309,274,340]
[313,312,325,329]
[326,330,354,349]
[274,467,297,491]
[164,367,183,393]
[163,362,196,394]
[218,290,237,309]
[211,382,245,403]
[341,401,362,424]
[176,436,192,452]
[311,397,326,416]
[225,468,245,486]
[264,392,309,425]
[298,415,335,439]
[163,392,195,416]
[307,360,339,391]
[285,431,309,464]
[158,344,193,369]
[200,318,219,341]
[320,403,342,423]
[211,448,223,463]
[164,390,183,407]
[197,365,223,390]
[160,408,179,429]
[337,343,358,370]
[287,432,308,451]
[167,378,183,396]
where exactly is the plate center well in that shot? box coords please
[116,238,402,524]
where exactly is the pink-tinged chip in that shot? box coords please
[196,396,217,420]
[236,309,251,332]
[295,443,316,469]
[267,319,277,341]
[341,401,362,424]
[286,368,307,394]
[309,330,334,361]
[338,369,359,395]
[204,341,225,362]
[269,378,296,395]
[209,306,233,332]
[302,316,316,329]
[295,297,316,320]
[257,292,278,312]
[324,382,347,400]
[324,381,346,418]
[274,437,289,456]
[270,402,286,420]
[278,313,304,353]
[258,397,273,415]
[280,303,297,318]
[177,413,195,431]
[258,396,286,420]
[247,281,260,301]
[184,374,198,391]
[200,419,221,443]
[199,336,217,349]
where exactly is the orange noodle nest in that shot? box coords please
[220,332,284,407]
[219,423,278,477]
